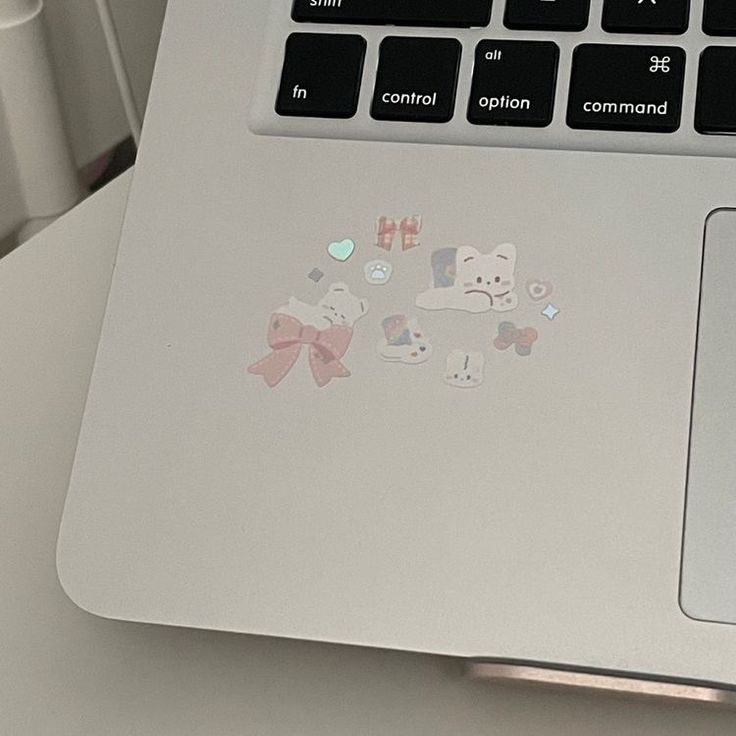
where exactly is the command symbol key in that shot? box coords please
[566,44,686,133]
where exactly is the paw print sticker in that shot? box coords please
[364,260,393,286]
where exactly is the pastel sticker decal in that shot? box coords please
[248,283,368,388]
[364,260,393,286]
[416,244,518,314]
[526,279,553,302]
[375,216,422,251]
[378,315,432,364]
[542,303,560,321]
[399,215,422,251]
[444,350,485,389]
[376,217,398,251]
[327,238,356,262]
[494,322,539,357]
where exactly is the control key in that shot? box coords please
[371,37,462,123]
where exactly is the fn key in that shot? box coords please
[276,33,366,119]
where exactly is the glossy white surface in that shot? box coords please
[4,170,736,736]
[58,0,736,682]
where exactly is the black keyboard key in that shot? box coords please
[505,0,590,31]
[371,37,461,123]
[703,1,736,36]
[567,44,685,133]
[603,0,690,35]
[468,41,559,127]
[276,33,366,119]
[696,47,736,134]
[292,0,492,28]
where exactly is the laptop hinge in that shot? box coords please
[466,660,736,707]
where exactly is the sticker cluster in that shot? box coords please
[249,216,561,389]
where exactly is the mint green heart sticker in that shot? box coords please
[327,238,356,262]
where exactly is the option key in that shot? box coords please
[468,41,559,127]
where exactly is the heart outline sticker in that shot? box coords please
[526,279,553,302]
[328,239,356,262]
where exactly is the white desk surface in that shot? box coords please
[2,171,736,735]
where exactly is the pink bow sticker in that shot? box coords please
[375,215,422,251]
[494,322,538,357]
[248,314,353,388]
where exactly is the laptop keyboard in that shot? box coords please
[256,1,736,157]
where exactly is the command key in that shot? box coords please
[567,44,686,133]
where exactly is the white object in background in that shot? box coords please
[41,0,167,168]
[0,0,81,237]
[0,98,24,242]
[94,0,141,145]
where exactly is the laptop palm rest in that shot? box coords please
[682,208,736,625]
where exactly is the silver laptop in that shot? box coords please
[58,0,736,695]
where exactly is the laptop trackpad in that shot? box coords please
[681,209,736,624]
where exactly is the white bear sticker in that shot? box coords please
[416,244,518,314]
[278,282,368,329]
[249,283,368,388]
